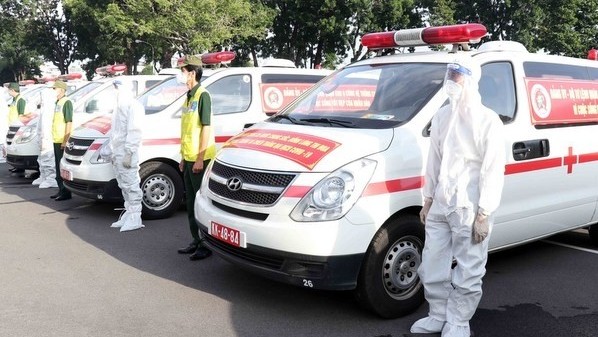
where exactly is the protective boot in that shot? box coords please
[410,316,445,334]
[111,208,128,228]
[39,178,58,189]
[441,322,470,337]
[120,212,144,232]
[32,177,43,185]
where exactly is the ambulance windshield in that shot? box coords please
[136,76,189,115]
[272,63,446,129]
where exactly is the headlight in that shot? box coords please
[90,139,111,164]
[15,126,37,144]
[290,158,377,222]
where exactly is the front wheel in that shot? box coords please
[355,214,425,318]
[589,225,598,246]
[139,161,184,220]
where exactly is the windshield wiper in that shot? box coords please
[298,117,356,128]
[271,114,308,125]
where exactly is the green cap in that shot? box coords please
[8,82,19,92]
[178,55,202,67]
[52,80,67,90]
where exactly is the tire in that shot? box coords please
[355,214,425,318]
[589,225,598,246]
[139,161,184,220]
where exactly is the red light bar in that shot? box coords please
[19,80,35,85]
[96,64,126,75]
[588,49,598,61]
[362,23,487,49]
[201,51,236,65]
[58,73,83,81]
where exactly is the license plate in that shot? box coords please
[209,221,246,248]
[60,168,73,181]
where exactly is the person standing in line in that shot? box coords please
[6,82,27,174]
[50,80,73,201]
[176,55,215,261]
[410,57,506,337]
[108,79,145,232]
[0,86,9,163]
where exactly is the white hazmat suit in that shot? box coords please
[411,57,506,337]
[109,80,145,232]
[33,86,59,188]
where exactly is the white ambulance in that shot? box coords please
[59,52,332,220]
[194,24,598,318]
[5,69,167,170]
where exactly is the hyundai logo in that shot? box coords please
[226,177,243,192]
[66,141,74,151]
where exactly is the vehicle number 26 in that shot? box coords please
[302,279,313,288]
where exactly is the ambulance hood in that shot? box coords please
[72,114,112,138]
[216,122,393,173]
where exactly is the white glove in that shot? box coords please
[472,209,490,244]
[420,198,432,224]
[122,152,133,168]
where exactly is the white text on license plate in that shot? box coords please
[60,169,73,181]
[210,221,246,248]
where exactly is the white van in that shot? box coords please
[194,24,598,318]
[60,54,332,219]
[5,74,168,170]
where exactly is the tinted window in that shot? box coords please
[273,63,446,129]
[137,77,187,115]
[261,74,325,84]
[523,62,589,80]
[480,62,517,122]
[70,82,102,103]
[206,74,252,115]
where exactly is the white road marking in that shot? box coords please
[543,240,598,255]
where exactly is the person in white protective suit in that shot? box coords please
[109,79,145,232]
[32,85,59,188]
[410,57,506,337]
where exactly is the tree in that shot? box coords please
[28,0,78,75]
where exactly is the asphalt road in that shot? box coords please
[1,162,597,337]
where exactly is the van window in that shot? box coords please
[262,74,325,84]
[206,74,252,115]
[82,84,118,114]
[480,62,517,122]
[137,77,187,115]
[70,82,102,104]
[143,80,162,92]
[523,62,588,80]
[273,63,446,129]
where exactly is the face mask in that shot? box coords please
[176,72,188,84]
[444,80,463,100]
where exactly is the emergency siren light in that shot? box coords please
[19,80,35,86]
[177,52,236,67]
[588,48,598,61]
[58,73,83,81]
[361,23,487,49]
[95,64,127,76]
[38,76,57,84]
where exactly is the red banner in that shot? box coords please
[82,115,112,135]
[260,83,314,114]
[526,78,598,125]
[223,129,341,170]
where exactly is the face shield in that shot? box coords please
[443,62,473,101]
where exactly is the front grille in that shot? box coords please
[200,227,284,269]
[64,138,94,156]
[208,161,296,206]
[6,126,19,145]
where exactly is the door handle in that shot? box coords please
[512,139,550,161]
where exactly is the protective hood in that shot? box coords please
[216,122,393,173]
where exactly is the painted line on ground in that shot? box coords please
[543,240,598,255]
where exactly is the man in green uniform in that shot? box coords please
[50,80,73,201]
[7,82,27,175]
[7,82,26,124]
[176,55,216,261]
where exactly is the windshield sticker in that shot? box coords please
[223,129,340,170]
[260,83,315,114]
[361,113,394,120]
[81,115,112,135]
[296,84,376,113]
[525,78,598,125]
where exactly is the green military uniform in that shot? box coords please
[181,82,216,242]
[52,81,73,199]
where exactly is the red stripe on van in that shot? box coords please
[362,176,424,196]
[142,138,181,146]
[578,152,598,163]
[216,135,232,143]
[504,158,562,175]
[283,186,312,198]
[89,143,102,151]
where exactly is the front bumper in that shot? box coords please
[6,155,39,170]
[198,222,364,290]
[64,178,123,202]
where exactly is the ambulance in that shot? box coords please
[59,52,332,220]
[5,68,167,170]
[194,23,598,318]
